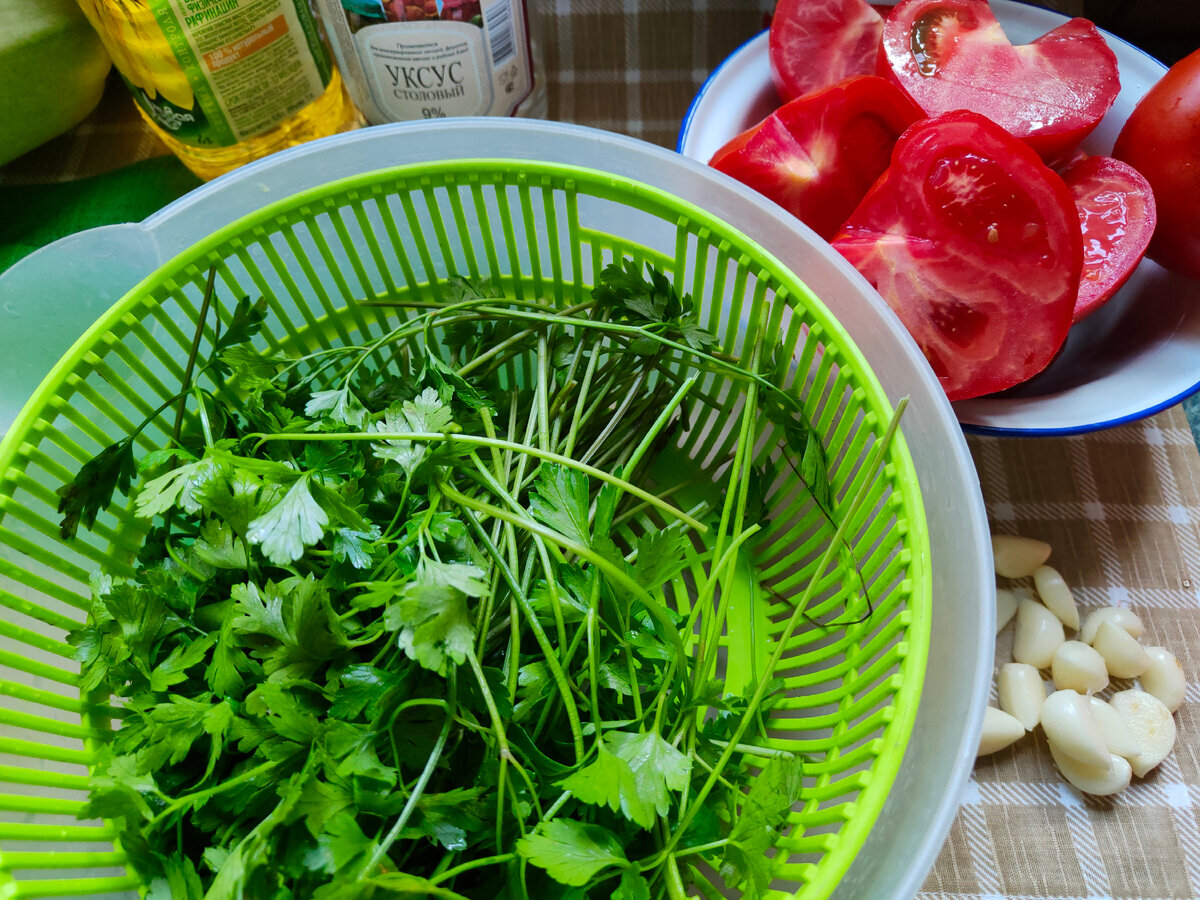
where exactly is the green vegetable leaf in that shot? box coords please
[721,753,805,895]
[303,810,375,875]
[80,749,158,822]
[150,633,217,692]
[136,456,232,519]
[611,869,652,900]
[325,720,398,786]
[244,682,320,745]
[606,730,692,819]
[628,525,690,592]
[245,475,329,565]
[371,387,455,474]
[232,577,350,680]
[330,526,380,569]
[513,661,552,722]
[528,463,592,548]
[560,745,655,830]
[731,752,804,844]
[424,353,492,410]
[384,560,484,674]
[56,438,137,539]
[212,295,269,359]
[205,619,256,696]
[306,387,368,428]
[516,819,628,887]
[326,664,400,720]
[191,520,249,570]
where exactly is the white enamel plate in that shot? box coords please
[678,1,1200,436]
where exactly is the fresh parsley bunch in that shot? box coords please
[62,261,886,900]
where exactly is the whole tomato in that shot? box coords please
[1113,48,1200,280]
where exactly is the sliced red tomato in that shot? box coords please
[769,0,884,103]
[831,110,1082,401]
[708,76,922,241]
[878,0,1119,165]
[1113,48,1200,280]
[1060,156,1156,322]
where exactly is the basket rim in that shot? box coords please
[0,156,931,899]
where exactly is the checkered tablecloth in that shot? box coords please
[3,2,1200,898]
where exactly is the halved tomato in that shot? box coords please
[878,0,1119,164]
[1060,156,1156,322]
[831,110,1082,401]
[708,76,922,241]
[769,0,884,103]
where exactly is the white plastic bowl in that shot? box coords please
[678,1,1200,436]
[0,120,992,900]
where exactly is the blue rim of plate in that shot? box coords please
[675,15,1198,438]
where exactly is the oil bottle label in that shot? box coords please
[127,0,334,147]
[315,0,533,123]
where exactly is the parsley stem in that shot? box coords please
[465,453,568,654]
[442,485,685,661]
[258,431,707,535]
[145,757,279,830]
[623,375,698,480]
[585,571,603,748]
[361,668,457,877]
[656,400,907,864]
[663,855,688,900]
[577,369,646,468]
[429,852,518,886]
[462,304,814,424]
[455,502,586,763]
[706,739,798,759]
[172,267,217,446]
[561,326,604,460]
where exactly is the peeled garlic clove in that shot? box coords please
[1088,696,1142,758]
[978,706,1026,756]
[1094,619,1151,679]
[1109,689,1176,777]
[1051,640,1109,694]
[1033,565,1079,630]
[996,587,1019,633]
[998,663,1046,730]
[1081,606,1145,645]
[1140,646,1185,713]
[1048,741,1133,796]
[1013,598,1065,669]
[992,534,1052,579]
[1040,689,1111,769]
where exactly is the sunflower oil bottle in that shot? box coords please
[75,0,362,180]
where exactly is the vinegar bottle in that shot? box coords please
[75,0,362,181]
[311,0,547,124]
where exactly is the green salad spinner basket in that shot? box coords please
[0,157,930,899]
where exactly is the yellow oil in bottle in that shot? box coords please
[76,0,361,181]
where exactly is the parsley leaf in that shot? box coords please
[56,438,137,539]
[606,730,692,819]
[560,744,655,830]
[370,387,455,475]
[245,476,329,565]
[306,387,369,428]
[528,463,592,548]
[384,560,484,674]
[516,819,628,887]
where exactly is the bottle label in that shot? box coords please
[118,1,334,147]
[315,0,533,123]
